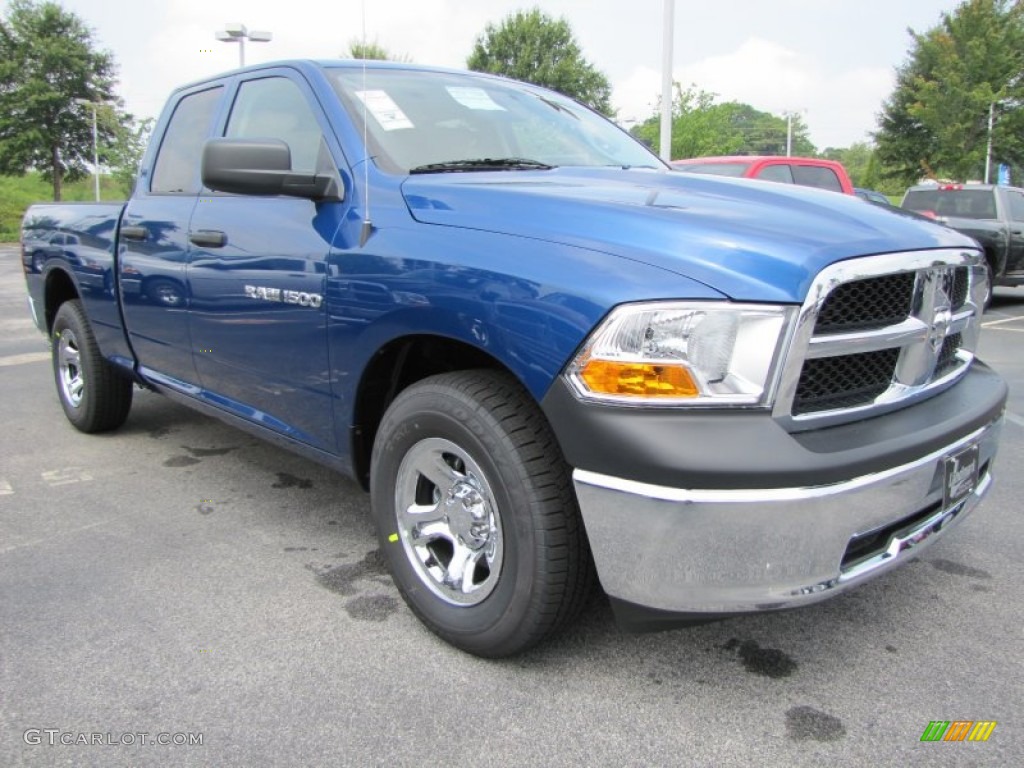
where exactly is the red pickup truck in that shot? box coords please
[673,155,855,195]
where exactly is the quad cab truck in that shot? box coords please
[22,61,1006,657]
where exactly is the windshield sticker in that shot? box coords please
[445,87,506,111]
[355,90,413,131]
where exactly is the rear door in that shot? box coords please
[187,70,346,451]
[120,85,224,388]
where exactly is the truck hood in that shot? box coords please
[401,168,975,303]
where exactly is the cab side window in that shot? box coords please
[225,77,324,173]
[150,87,223,194]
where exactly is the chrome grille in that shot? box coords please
[774,251,985,429]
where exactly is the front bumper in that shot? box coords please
[542,364,1006,622]
[574,417,999,615]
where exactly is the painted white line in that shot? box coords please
[0,479,13,496]
[0,519,114,555]
[987,326,1024,333]
[0,351,49,367]
[982,315,1024,328]
[1004,411,1024,429]
[41,468,93,487]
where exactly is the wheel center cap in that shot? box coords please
[445,482,490,549]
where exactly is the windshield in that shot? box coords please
[903,189,997,220]
[328,68,663,174]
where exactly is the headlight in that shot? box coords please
[566,301,795,406]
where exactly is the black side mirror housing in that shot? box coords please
[201,138,342,201]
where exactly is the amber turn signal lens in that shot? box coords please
[579,359,699,397]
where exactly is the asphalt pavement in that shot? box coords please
[1,244,1022,767]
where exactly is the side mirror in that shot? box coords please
[201,138,342,201]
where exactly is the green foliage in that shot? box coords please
[344,39,410,62]
[467,8,614,116]
[0,0,135,201]
[0,172,129,241]
[630,84,816,159]
[102,114,152,195]
[875,0,1024,185]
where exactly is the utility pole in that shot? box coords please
[74,98,102,201]
[659,0,674,162]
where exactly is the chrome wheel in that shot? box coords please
[394,437,503,606]
[57,329,85,408]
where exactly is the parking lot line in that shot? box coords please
[1004,411,1024,429]
[982,315,1024,329]
[0,351,49,367]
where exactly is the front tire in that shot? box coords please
[370,370,592,657]
[52,300,133,433]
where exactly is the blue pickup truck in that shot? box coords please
[22,60,1006,656]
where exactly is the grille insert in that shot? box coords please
[948,268,969,309]
[815,273,915,334]
[935,332,963,377]
[793,348,899,415]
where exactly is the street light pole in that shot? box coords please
[74,98,101,201]
[984,101,995,184]
[659,0,675,162]
[215,24,272,67]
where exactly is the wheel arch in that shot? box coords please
[43,267,81,334]
[351,334,530,490]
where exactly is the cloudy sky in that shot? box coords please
[37,0,962,150]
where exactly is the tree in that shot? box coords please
[103,114,152,196]
[467,8,614,116]
[343,38,410,62]
[0,0,127,200]
[875,0,1024,185]
[630,84,816,159]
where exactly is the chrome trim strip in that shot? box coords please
[574,421,990,504]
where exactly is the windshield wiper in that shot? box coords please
[409,158,555,174]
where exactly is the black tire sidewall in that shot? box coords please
[52,302,99,430]
[371,384,544,654]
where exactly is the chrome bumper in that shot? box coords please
[573,417,1001,614]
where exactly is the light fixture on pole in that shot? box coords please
[74,98,104,201]
[215,23,272,68]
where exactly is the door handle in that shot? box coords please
[189,230,227,248]
[120,226,148,241]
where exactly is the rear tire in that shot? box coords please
[370,370,592,657]
[52,300,133,433]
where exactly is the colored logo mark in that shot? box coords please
[920,720,996,742]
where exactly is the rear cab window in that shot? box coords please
[675,162,750,177]
[756,164,793,184]
[903,188,997,219]
[792,165,842,192]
